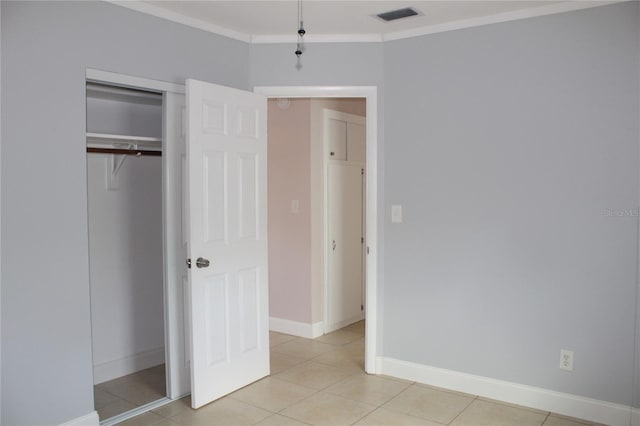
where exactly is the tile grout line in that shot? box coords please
[347,403,378,426]
[445,395,478,425]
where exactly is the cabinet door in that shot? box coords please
[347,122,366,163]
[327,118,347,160]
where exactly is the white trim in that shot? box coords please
[270,317,323,339]
[99,397,175,426]
[86,69,185,95]
[311,321,324,338]
[380,357,632,426]
[59,411,99,426]
[252,34,382,44]
[255,86,375,99]
[163,91,191,399]
[375,356,384,374]
[101,1,619,44]
[255,86,379,375]
[93,347,165,384]
[103,1,250,43]
[324,314,365,334]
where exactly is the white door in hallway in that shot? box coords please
[186,79,269,408]
[327,162,365,333]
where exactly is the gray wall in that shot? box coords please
[1,2,249,424]
[383,2,639,405]
[87,153,165,383]
[2,1,639,424]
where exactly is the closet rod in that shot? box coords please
[87,147,162,157]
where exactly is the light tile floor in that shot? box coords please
[117,322,604,425]
[95,364,166,421]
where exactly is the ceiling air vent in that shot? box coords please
[376,7,419,22]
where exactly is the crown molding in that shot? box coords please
[251,33,382,44]
[383,1,619,41]
[105,1,622,45]
[104,0,251,43]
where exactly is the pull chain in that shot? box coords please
[295,0,305,57]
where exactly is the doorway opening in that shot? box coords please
[257,86,378,375]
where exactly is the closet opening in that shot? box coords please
[86,82,168,423]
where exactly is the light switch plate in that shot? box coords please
[391,205,402,223]
[291,200,299,214]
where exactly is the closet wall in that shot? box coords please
[86,88,165,384]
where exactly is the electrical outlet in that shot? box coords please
[560,349,574,371]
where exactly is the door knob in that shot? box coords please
[196,257,210,268]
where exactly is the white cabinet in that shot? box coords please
[347,121,366,163]
[326,111,366,163]
[327,118,347,160]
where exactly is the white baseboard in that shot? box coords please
[325,313,365,334]
[311,321,324,338]
[632,408,640,426]
[60,411,99,426]
[379,357,632,426]
[270,317,324,339]
[93,347,165,384]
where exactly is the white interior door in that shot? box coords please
[327,162,365,332]
[186,79,269,409]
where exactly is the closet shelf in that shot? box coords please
[86,132,162,149]
[86,132,162,171]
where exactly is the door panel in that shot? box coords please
[327,118,347,160]
[186,79,269,409]
[239,267,259,352]
[327,162,365,332]
[238,154,258,241]
[204,274,228,365]
[347,122,366,163]
[203,152,228,244]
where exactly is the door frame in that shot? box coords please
[254,86,379,374]
[84,69,189,404]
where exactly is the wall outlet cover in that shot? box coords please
[560,349,574,371]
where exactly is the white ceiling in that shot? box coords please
[112,1,615,43]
